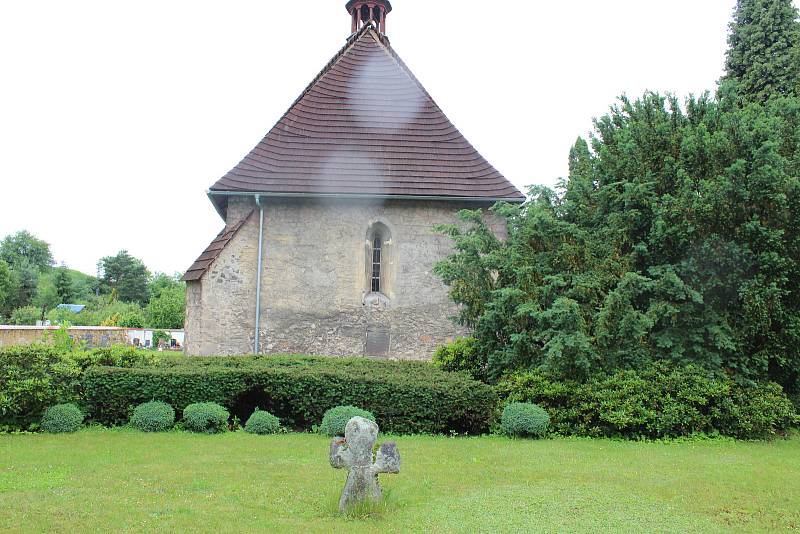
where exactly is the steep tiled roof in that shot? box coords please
[209,23,524,209]
[182,212,252,282]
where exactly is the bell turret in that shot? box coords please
[346,0,392,35]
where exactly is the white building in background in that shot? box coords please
[126,329,185,350]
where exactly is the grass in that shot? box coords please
[1,429,798,533]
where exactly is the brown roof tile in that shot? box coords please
[182,211,252,281]
[209,23,524,207]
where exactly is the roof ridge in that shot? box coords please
[207,22,526,213]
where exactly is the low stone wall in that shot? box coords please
[0,326,129,348]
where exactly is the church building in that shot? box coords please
[183,1,524,358]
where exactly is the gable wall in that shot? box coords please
[185,200,259,355]
[186,197,506,359]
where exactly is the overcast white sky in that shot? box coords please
[2,0,793,276]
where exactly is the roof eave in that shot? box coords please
[208,190,526,204]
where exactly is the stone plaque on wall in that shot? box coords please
[365,327,391,357]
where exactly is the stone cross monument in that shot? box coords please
[329,416,401,511]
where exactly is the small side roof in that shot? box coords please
[56,304,85,313]
[182,211,252,282]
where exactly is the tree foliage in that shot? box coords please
[10,305,41,326]
[0,230,54,271]
[54,266,74,303]
[148,272,182,301]
[436,6,800,400]
[0,260,12,317]
[436,92,800,395]
[146,285,185,329]
[722,0,800,104]
[98,251,150,305]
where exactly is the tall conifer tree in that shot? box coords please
[721,0,800,103]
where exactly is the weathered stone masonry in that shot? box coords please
[185,196,508,358]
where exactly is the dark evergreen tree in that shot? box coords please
[435,0,800,399]
[721,0,800,103]
[98,251,151,305]
[436,92,800,395]
[0,260,13,317]
[54,266,74,303]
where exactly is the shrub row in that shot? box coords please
[82,360,497,435]
[0,344,154,431]
[497,364,799,440]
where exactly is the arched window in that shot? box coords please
[371,234,383,293]
[366,221,392,299]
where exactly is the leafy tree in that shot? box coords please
[10,260,39,311]
[721,0,800,104]
[146,286,185,329]
[10,306,41,326]
[67,269,99,301]
[32,272,59,313]
[118,311,145,328]
[148,272,182,301]
[0,230,54,271]
[54,266,74,303]
[0,260,12,316]
[98,251,150,305]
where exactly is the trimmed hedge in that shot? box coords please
[319,406,375,436]
[498,364,799,440]
[41,403,84,433]
[82,358,497,435]
[0,344,159,431]
[501,403,550,438]
[130,401,175,432]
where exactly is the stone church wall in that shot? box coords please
[185,196,505,359]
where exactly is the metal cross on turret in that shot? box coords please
[329,416,401,511]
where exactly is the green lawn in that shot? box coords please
[1,429,798,533]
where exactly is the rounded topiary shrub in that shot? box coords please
[245,409,281,435]
[501,402,550,438]
[182,402,229,434]
[41,403,84,433]
[319,406,376,437]
[130,401,175,432]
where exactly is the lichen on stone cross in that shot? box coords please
[329,416,401,512]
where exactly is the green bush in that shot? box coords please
[319,406,375,436]
[0,344,82,431]
[501,402,550,438]
[10,306,40,326]
[130,401,174,432]
[182,402,229,434]
[41,403,84,433]
[0,344,159,431]
[497,364,799,440]
[82,356,497,435]
[432,337,487,382]
[245,409,281,435]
